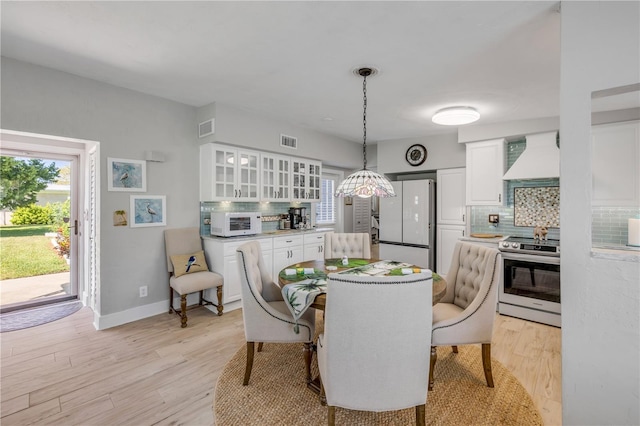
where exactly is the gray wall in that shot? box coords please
[198,102,362,170]
[377,132,464,175]
[0,57,363,323]
[1,57,199,317]
[560,3,639,425]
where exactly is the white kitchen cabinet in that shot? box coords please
[200,143,260,201]
[260,153,291,202]
[303,232,326,261]
[291,158,322,202]
[202,237,273,305]
[272,235,304,280]
[436,225,465,275]
[437,168,466,225]
[592,121,640,206]
[465,139,505,205]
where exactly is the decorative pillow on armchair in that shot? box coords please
[170,250,209,277]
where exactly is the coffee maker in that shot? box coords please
[288,207,307,229]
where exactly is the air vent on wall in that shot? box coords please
[280,134,298,149]
[198,119,215,138]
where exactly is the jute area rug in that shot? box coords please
[214,340,543,425]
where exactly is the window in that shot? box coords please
[317,177,336,224]
[312,168,343,230]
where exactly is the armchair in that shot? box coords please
[429,241,501,390]
[318,272,433,425]
[324,232,371,259]
[236,241,316,385]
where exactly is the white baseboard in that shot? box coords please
[93,294,242,330]
[94,300,169,330]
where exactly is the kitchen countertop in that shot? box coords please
[202,227,334,241]
[460,235,508,244]
[592,243,640,262]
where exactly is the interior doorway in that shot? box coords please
[0,130,99,315]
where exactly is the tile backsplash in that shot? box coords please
[200,201,311,236]
[470,206,560,240]
[592,207,640,245]
[514,186,560,227]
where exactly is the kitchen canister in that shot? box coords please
[628,216,640,247]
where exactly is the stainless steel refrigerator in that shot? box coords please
[378,179,435,269]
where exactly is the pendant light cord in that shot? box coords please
[362,73,368,170]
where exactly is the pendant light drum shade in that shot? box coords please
[335,67,396,199]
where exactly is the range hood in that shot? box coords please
[502,131,559,180]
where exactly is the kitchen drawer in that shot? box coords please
[273,234,303,249]
[222,237,272,257]
[303,232,325,245]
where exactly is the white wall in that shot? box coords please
[560,3,640,425]
[1,57,198,320]
[457,116,560,143]
[377,132,464,175]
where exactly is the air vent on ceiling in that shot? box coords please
[280,134,298,149]
[198,119,215,138]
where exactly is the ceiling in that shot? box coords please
[0,1,562,143]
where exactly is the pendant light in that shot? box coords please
[334,67,396,199]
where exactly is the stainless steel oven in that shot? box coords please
[498,237,561,327]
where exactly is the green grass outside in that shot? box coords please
[0,225,70,280]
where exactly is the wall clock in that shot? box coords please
[405,144,427,166]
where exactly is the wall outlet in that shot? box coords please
[139,286,148,297]
[488,214,500,224]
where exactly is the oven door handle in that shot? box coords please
[500,251,560,265]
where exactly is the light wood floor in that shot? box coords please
[1,303,561,425]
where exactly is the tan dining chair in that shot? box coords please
[236,241,316,386]
[164,227,223,328]
[429,241,501,390]
[324,232,371,259]
[318,272,433,425]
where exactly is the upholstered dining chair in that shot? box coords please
[429,241,501,390]
[318,272,433,425]
[164,227,223,328]
[324,232,371,259]
[236,241,316,386]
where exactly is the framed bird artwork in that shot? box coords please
[107,157,147,192]
[130,195,166,227]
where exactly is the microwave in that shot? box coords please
[210,212,262,237]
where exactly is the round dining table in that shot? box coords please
[278,258,447,397]
[278,258,447,310]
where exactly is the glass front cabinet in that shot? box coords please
[291,159,322,202]
[200,143,260,201]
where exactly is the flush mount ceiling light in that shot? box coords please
[432,106,480,126]
[334,67,396,199]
